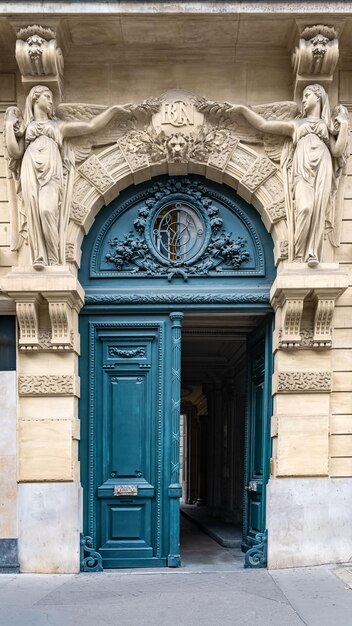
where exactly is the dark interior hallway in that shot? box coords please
[179,312,267,566]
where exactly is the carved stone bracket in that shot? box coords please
[14,24,64,99]
[0,266,84,352]
[292,25,339,99]
[312,289,340,348]
[275,289,310,348]
[271,263,349,350]
[42,292,80,350]
[14,293,42,350]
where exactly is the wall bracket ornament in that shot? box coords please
[271,264,349,350]
[277,290,310,348]
[15,24,64,99]
[292,25,339,98]
[15,294,42,350]
[312,290,339,348]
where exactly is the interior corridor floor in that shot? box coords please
[180,514,244,571]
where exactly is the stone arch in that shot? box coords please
[66,140,287,273]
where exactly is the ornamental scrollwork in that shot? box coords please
[105,178,250,279]
[80,535,103,573]
[244,531,268,569]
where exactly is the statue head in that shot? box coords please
[24,85,55,126]
[302,84,331,128]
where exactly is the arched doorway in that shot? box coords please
[79,175,275,570]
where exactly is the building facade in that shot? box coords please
[0,2,352,574]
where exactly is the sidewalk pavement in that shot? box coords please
[0,564,352,626]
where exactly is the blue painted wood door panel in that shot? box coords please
[80,314,181,569]
[243,318,273,555]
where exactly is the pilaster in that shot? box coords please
[0,266,83,572]
[270,263,349,479]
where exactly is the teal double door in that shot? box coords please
[80,312,182,568]
[80,311,271,570]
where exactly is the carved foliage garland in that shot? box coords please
[105,179,250,279]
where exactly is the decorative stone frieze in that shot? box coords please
[70,202,91,227]
[278,327,315,349]
[268,199,286,223]
[274,370,332,392]
[119,133,150,171]
[292,25,339,98]
[18,375,79,396]
[15,24,64,98]
[78,155,115,198]
[238,157,277,201]
[36,329,75,351]
[99,146,125,172]
[274,240,289,265]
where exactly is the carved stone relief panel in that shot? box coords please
[18,375,78,396]
[78,155,115,197]
[274,370,332,392]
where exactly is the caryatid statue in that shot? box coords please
[200,84,349,267]
[4,85,158,270]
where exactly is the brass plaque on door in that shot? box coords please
[114,484,137,496]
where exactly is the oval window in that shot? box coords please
[152,202,205,264]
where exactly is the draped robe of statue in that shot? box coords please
[20,118,73,266]
[290,118,333,263]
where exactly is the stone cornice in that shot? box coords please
[0,3,351,14]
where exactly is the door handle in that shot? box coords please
[245,480,259,492]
